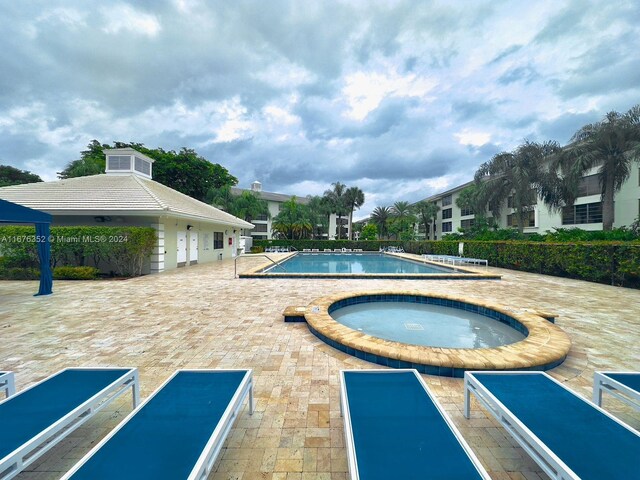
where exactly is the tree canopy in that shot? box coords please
[370,206,391,239]
[344,186,365,240]
[0,165,43,187]
[58,140,238,202]
[414,200,440,239]
[475,140,561,233]
[271,197,314,240]
[543,105,640,230]
[323,182,349,239]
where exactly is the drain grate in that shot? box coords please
[404,323,424,331]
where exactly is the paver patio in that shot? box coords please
[2,254,639,479]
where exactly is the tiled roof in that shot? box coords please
[0,174,254,228]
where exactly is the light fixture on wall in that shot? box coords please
[186,224,193,230]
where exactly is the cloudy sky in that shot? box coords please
[1,1,639,219]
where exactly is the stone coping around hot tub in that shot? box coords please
[303,290,571,373]
[238,252,502,280]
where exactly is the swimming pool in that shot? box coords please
[267,253,450,274]
[331,301,526,348]
[239,252,501,279]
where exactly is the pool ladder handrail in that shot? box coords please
[234,253,288,278]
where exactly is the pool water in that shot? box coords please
[331,302,526,348]
[265,253,454,274]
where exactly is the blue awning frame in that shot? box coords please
[0,199,53,296]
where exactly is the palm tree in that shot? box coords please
[271,197,314,240]
[474,140,561,233]
[323,182,348,239]
[207,185,236,212]
[370,206,392,239]
[344,186,365,240]
[542,105,640,230]
[414,200,440,239]
[390,201,417,240]
[305,195,330,239]
[233,191,270,223]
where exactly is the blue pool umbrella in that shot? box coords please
[0,199,53,296]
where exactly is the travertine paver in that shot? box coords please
[1,253,639,479]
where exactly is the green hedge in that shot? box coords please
[53,266,100,280]
[0,226,156,278]
[253,239,640,288]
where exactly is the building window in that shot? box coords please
[442,208,452,219]
[255,213,268,221]
[461,219,475,230]
[507,211,536,228]
[460,206,474,216]
[107,155,131,170]
[442,221,452,232]
[134,156,151,175]
[442,195,452,206]
[252,223,268,232]
[562,202,603,225]
[253,235,267,240]
[213,232,224,249]
[577,174,602,197]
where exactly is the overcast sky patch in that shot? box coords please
[0,0,638,219]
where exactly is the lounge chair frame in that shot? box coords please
[464,371,639,480]
[423,254,488,268]
[0,367,139,480]
[341,369,490,480]
[0,372,15,398]
[593,371,640,411]
[62,369,253,480]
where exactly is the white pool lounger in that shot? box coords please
[0,372,15,397]
[341,369,490,480]
[593,371,640,413]
[62,369,254,480]
[464,371,640,480]
[0,367,139,480]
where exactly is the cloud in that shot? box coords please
[100,4,161,37]
[0,0,638,219]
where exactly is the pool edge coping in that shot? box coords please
[301,290,571,375]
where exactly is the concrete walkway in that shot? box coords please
[2,255,639,479]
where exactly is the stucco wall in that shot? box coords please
[162,218,238,270]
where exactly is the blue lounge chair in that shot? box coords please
[464,371,640,480]
[341,369,490,480]
[593,371,640,413]
[0,371,15,397]
[62,369,254,480]
[0,367,138,480]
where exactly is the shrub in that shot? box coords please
[0,225,156,278]
[0,267,39,280]
[252,238,640,288]
[53,266,99,280]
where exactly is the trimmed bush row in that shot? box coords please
[0,225,156,278]
[254,239,640,288]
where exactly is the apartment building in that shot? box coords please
[418,166,640,239]
[231,181,345,240]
